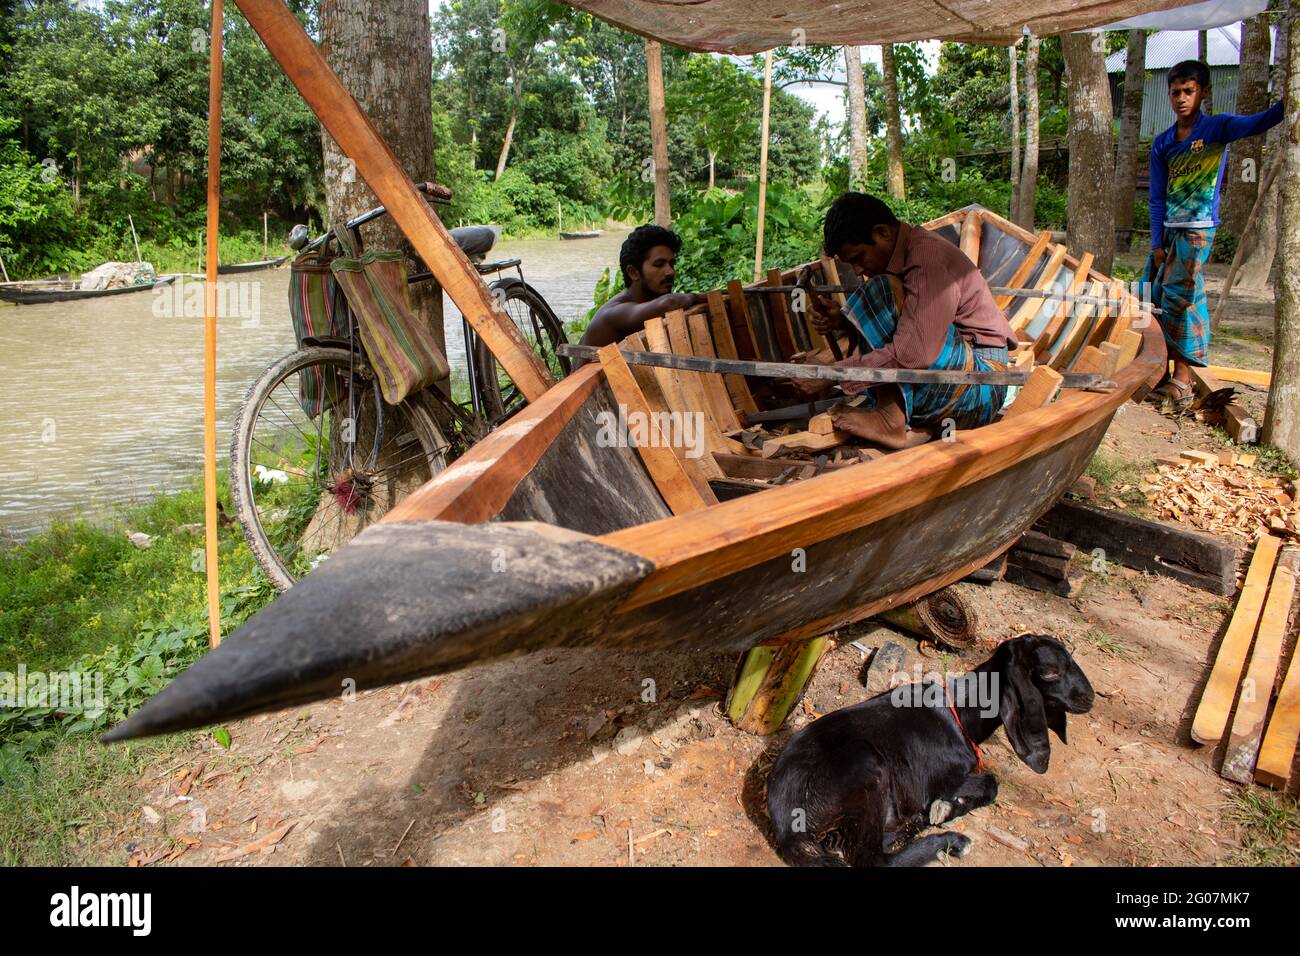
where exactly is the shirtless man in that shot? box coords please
[580,225,707,348]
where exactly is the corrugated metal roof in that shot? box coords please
[1107,23,1276,71]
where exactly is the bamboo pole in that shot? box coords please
[646,39,671,227]
[1212,153,1283,330]
[753,50,773,283]
[203,0,224,648]
[263,209,268,258]
[128,214,142,262]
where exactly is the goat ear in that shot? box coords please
[1000,645,1052,773]
[1046,706,1068,744]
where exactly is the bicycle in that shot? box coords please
[231,181,570,591]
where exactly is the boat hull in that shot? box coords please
[0,275,175,305]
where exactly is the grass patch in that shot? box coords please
[1226,788,1300,866]
[1084,452,1149,511]
[1,478,279,864]
[0,732,194,866]
[1078,627,1130,659]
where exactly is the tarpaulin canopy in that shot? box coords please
[561,0,1208,53]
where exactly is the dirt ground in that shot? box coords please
[81,264,1298,867]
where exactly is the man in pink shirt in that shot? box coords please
[799,193,1018,448]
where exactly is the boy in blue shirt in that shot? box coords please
[1145,59,1282,406]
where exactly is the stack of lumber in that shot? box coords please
[1189,535,1300,789]
[1004,530,1085,598]
[1143,450,1298,539]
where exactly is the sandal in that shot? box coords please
[1149,378,1195,412]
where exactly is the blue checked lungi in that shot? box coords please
[842,275,1008,431]
[1141,227,1214,367]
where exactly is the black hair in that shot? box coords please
[1168,60,1211,89]
[620,224,681,284]
[823,192,899,256]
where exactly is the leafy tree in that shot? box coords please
[667,55,760,188]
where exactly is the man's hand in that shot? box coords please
[809,295,847,337]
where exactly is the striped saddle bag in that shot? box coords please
[288,247,350,416]
[329,227,449,406]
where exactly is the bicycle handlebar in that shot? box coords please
[292,181,452,253]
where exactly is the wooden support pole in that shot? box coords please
[753,49,773,283]
[203,0,224,648]
[231,0,553,402]
[646,38,671,227]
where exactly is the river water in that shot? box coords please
[0,230,626,537]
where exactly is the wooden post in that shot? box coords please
[0,251,9,283]
[128,214,142,262]
[263,209,268,258]
[646,39,671,227]
[203,0,224,648]
[1009,42,1021,219]
[753,49,773,283]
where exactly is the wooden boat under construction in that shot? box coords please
[0,273,176,305]
[105,204,1166,741]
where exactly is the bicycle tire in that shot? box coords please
[472,277,570,422]
[230,346,450,591]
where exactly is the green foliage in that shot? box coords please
[0,481,277,770]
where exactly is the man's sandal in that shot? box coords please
[1149,378,1195,412]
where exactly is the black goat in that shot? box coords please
[766,634,1094,866]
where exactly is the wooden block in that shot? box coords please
[1225,402,1259,445]
[995,230,1052,312]
[1012,345,1036,369]
[1072,345,1107,375]
[1017,529,1077,559]
[808,412,836,435]
[1256,602,1300,788]
[1036,498,1241,596]
[596,344,715,514]
[1007,548,1071,580]
[1005,563,1086,598]
[705,291,759,415]
[761,430,848,459]
[964,552,1008,584]
[1002,365,1063,420]
[1222,554,1298,783]
[1181,450,1220,467]
[1097,341,1122,378]
[1191,533,1284,745]
[1216,450,1238,467]
[1114,329,1142,371]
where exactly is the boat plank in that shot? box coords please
[707,291,760,414]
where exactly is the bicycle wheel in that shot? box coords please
[473,277,570,422]
[230,346,450,590]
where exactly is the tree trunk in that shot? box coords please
[1264,0,1300,457]
[1198,31,1213,114]
[646,38,671,226]
[1238,5,1289,290]
[494,101,517,180]
[319,0,445,369]
[844,44,870,189]
[1010,43,1021,220]
[1222,16,1271,234]
[1017,34,1041,229]
[708,150,716,189]
[1113,29,1146,250]
[881,43,906,201]
[1063,32,1116,274]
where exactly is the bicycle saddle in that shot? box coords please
[448,225,499,261]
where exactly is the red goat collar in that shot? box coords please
[944,681,985,773]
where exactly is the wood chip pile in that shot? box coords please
[1143,450,1299,539]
